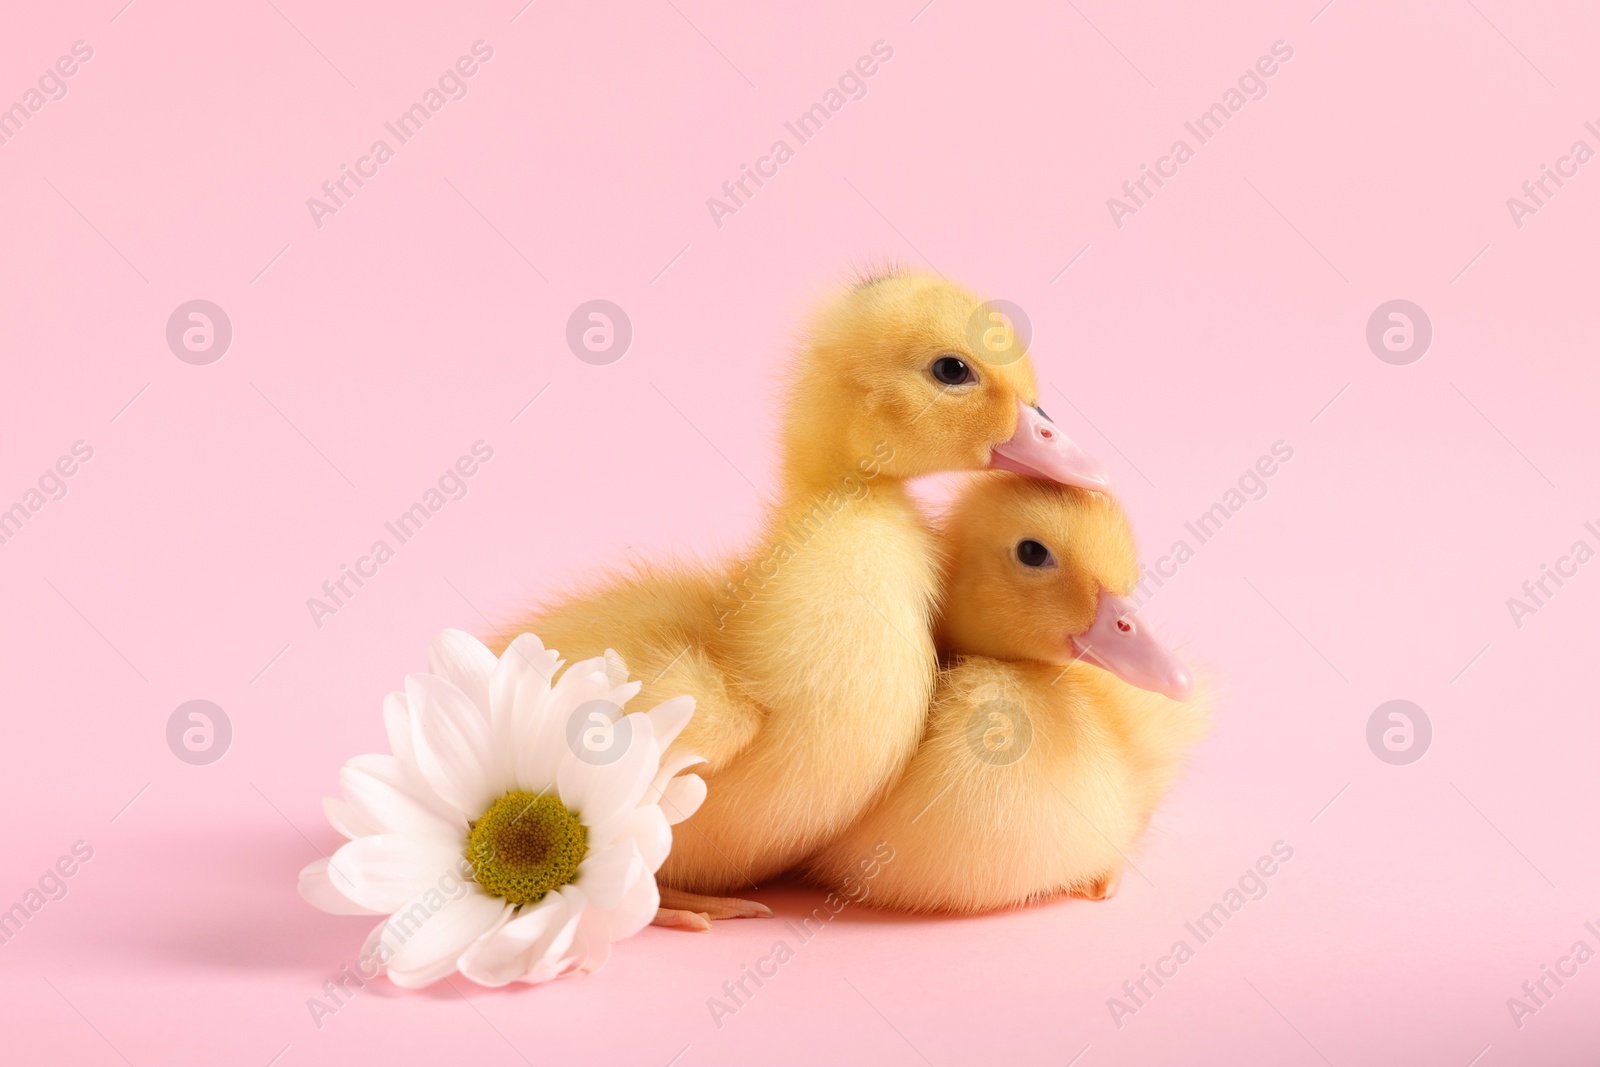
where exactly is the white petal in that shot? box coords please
[458,891,569,987]
[341,755,464,845]
[616,805,672,872]
[659,773,707,825]
[591,866,661,943]
[298,858,384,915]
[574,840,643,911]
[359,915,395,973]
[518,886,588,983]
[491,635,558,735]
[385,890,512,987]
[427,629,498,719]
[326,835,464,914]
[323,797,376,840]
[407,673,495,817]
[570,909,613,974]
[602,648,630,686]
[507,656,557,781]
[558,714,660,842]
[383,692,415,764]
[387,955,462,989]
[391,936,507,988]
[486,634,559,793]
[519,660,612,791]
[550,656,613,709]
[645,695,697,753]
[647,749,708,806]
[560,857,659,976]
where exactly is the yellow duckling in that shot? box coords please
[805,473,1209,914]
[499,272,1112,928]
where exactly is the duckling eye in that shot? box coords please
[1016,539,1055,568]
[930,355,974,386]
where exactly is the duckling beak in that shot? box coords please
[990,398,1113,491]
[1070,591,1194,701]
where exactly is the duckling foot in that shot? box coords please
[652,887,773,930]
[653,907,714,931]
[1075,869,1122,902]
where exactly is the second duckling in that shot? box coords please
[804,473,1209,913]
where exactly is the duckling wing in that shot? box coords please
[500,563,766,773]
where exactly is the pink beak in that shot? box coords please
[990,398,1112,491]
[1070,591,1194,700]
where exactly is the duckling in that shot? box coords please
[803,473,1209,914]
[497,271,1112,928]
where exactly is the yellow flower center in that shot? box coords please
[466,791,588,906]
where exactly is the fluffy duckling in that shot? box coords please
[804,473,1208,914]
[498,272,1111,927]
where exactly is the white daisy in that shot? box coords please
[298,630,705,987]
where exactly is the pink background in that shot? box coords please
[3,1,1597,1064]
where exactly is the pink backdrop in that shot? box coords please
[3,1,1597,1064]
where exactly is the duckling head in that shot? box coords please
[781,270,1111,491]
[936,473,1193,700]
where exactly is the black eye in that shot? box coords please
[930,355,974,386]
[1016,539,1055,568]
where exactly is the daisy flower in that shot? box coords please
[298,630,705,987]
